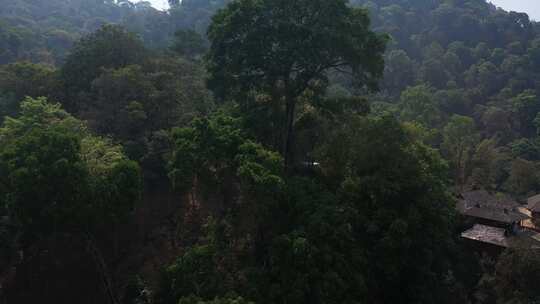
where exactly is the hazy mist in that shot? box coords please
[490,0,539,20]
[142,0,540,20]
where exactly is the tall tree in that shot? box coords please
[206,0,387,167]
[442,115,478,188]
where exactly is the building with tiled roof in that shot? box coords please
[457,190,529,227]
[461,224,540,249]
[527,194,540,214]
[457,190,540,251]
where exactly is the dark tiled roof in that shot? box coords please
[461,224,540,249]
[458,190,529,223]
[460,206,529,224]
[461,190,519,209]
[527,194,540,213]
[461,224,508,247]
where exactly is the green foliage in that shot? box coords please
[320,115,456,303]
[61,24,147,111]
[236,141,284,194]
[7,0,540,301]
[162,244,225,301]
[0,102,87,233]
[206,0,386,164]
[0,61,58,102]
[505,158,539,195]
[344,0,540,196]
[169,0,230,34]
[476,249,540,304]
[169,113,283,191]
[157,216,246,304]
[162,115,458,304]
[442,115,478,186]
[470,139,509,190]
[207,0,387,100]
[511,90,540,137]
[169,113,244,190]
[399,84,441,127]
[0,97,141,237]
[383,49,416,94]
[510,138,540,161]
[171,29,207,59]
[0,93,18,124]
[58,30,212,173]
[0,0,170,64]
[402,121,440,145]
[480,106,513,141]
[263,179,367,304]
[494,249,540,303]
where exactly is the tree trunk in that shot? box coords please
[283,96,296,172]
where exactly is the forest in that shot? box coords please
[1,0,540,303]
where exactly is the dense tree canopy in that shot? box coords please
[158,114,459,304]
[3,0,540,303]
[0,0,171,64]
[61,24,147,111]
[0,97,141,240]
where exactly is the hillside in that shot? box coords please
[357,0,540,196]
